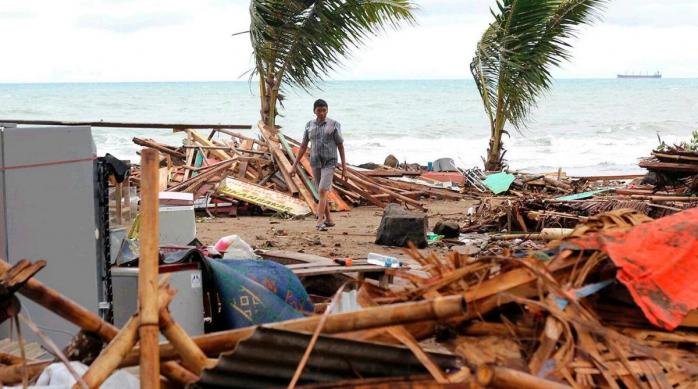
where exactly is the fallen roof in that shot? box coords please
[193,327,462,388]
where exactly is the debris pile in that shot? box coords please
[129,123,468,217]
[640,131,698,192]
[361,208,698,387]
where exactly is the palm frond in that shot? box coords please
[250,0,416,92]
[471,0,607,132]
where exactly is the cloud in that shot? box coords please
[76,12,191,33]
[0,0,697,82]
[603,0,698,27]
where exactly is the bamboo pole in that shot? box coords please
[0,361,52,386]
[0,259,118,340]
[160,362,199,385]
[78,286,176,389]
[0,259,195,386]
[121,295,466,366]
[159,308,210,375]
[80,317,140,389]
[628,195,697,202]
[139,148,161,388]
[476,364,571,389]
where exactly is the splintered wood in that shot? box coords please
[349,210,698,388]
[128,124,468,218]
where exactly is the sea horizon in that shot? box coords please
[1,78,696,176]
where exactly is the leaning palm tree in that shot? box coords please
[471,0,607,171]
[250,0,416,128]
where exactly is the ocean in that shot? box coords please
[0,79,696,176]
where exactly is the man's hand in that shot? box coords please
[288,165,297,177]
[341,165,347,182]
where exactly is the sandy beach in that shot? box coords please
[196,198,477,261]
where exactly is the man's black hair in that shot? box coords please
[313,99,328,109]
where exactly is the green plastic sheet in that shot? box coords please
[483,172,516,194]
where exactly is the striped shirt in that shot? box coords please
[302,118,344,168]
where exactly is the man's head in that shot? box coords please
[313,99,328,122]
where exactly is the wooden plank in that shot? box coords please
[282,136,319,201]
[293,265,387,277]
[214,128,265,146]
[292,146,350,211]
[132,137,186,159]
[258,122,318,214]
[652,151,698,163]
[339,174,386,208]
[347,169,425,210]
[237,139,253,179]
[257,250,335,265]
[258,124,299,195]
[182,137,196,181]
[216,177,311,216]
[574,174,645,181]
[186,129,234,162]
[639,160,698,173]
[374,177,465,200]
[362,169,422,177]
[286,259,373,269]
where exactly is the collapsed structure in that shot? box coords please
[0,120,696,388]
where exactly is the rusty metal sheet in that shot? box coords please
[193,327,462,388]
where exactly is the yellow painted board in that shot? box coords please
[216,177,311,216]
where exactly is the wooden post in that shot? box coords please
[114,181,123,226]
[123,178,132,222]
[139,148,161,388]
[0,259,196,387]
[78,285,175,389]
[159,308,210,375]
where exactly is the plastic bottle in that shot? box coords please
[367,253,401,268]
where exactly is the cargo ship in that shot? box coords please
[617,71,662,79]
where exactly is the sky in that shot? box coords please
[1,0,697,83]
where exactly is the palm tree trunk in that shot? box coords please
[485,94,506,171]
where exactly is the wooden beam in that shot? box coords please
[1,119,251,130]
[132,138,186,159]
[120,295,467,366]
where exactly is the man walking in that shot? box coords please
[290,99,346,231]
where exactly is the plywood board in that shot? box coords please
[216,177,311,216]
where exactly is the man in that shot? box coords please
[290,99,346,231]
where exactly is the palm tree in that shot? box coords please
[249,0,416,128]
[471,0,607,171]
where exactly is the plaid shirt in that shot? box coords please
[302,118,344,168]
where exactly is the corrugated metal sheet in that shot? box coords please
[192,327,462,388]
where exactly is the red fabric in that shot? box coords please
[571,207,698,330]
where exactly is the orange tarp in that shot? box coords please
[571,207,698,330]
